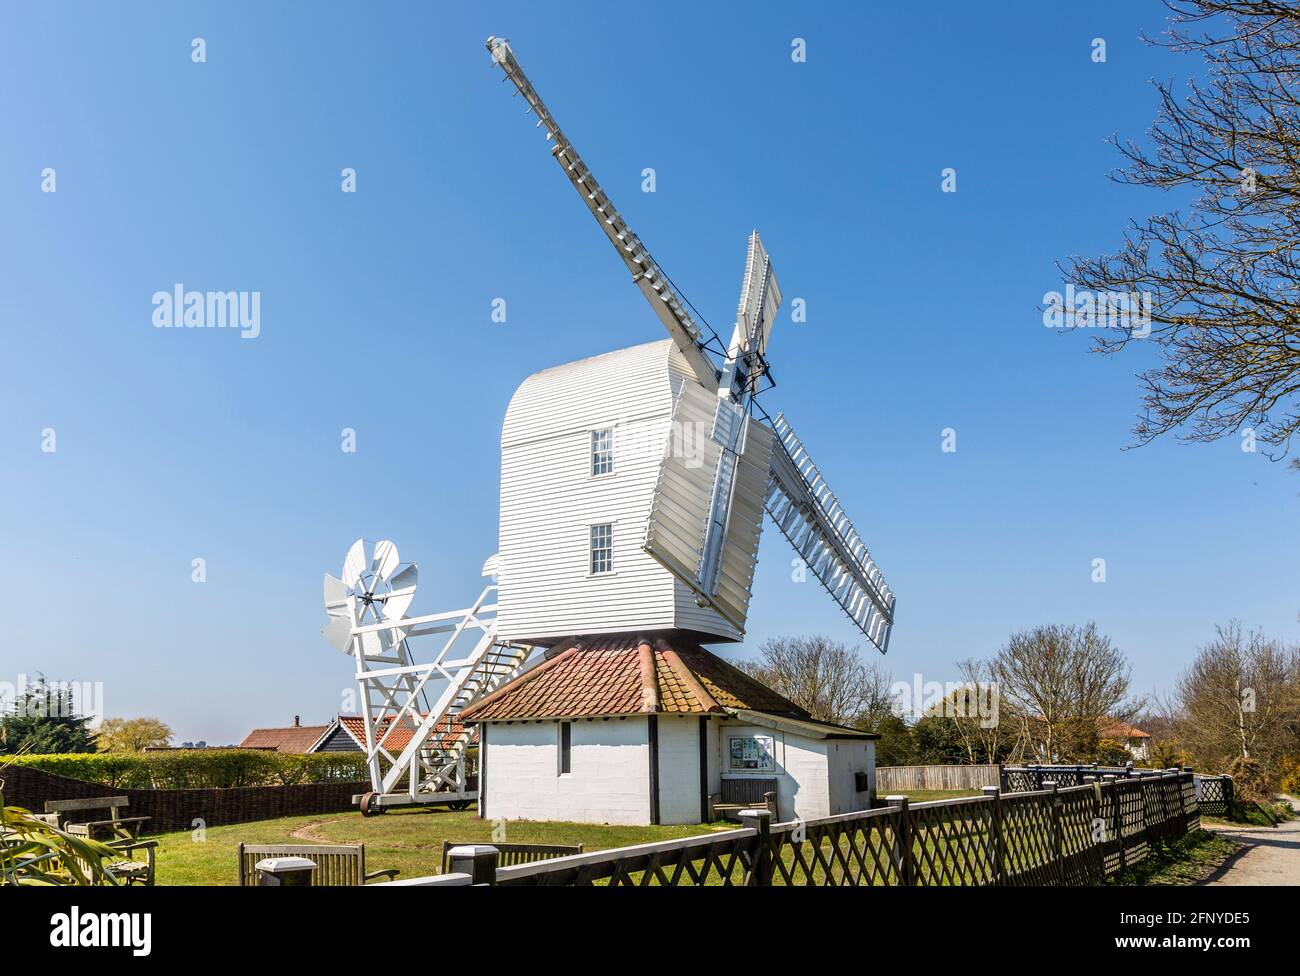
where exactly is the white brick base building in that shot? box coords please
[461,635,878,825]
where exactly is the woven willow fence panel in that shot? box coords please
[490,770,1199,887]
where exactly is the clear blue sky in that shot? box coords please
[2,1,1296,745]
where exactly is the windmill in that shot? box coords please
[319,37,897,814]
[486,36,896,653]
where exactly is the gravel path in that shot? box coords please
[1203,797,1300,886]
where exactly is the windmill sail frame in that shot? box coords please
[642,383,775,633]
[765,414,896,653]
[487,35,719,390]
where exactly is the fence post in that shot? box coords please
[255,856,316,886]
[1044,780,1062,884]
[448,844,499,885]
[1172,770,1187,835]
[738,808,774,886]
[1103,774,1124,873]
[982,785,1005,885]
[1224,776,1235,818]
[1180,767,1193,828]
[886,795,915,886]
[996,762,1005,791]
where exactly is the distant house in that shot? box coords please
[310,716,367,753]
[238,716,330,754]
[1027,715,1153,763]
[1098,719,1151,761]
[459,635,879,826]
[306,714,473,755]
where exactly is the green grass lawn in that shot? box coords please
[154,804,732,885]
[1202,799,1295,827]
[150,789,1191,886]
[1109,829,1242,886]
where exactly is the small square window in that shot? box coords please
[590,523,613,574]
[591,429,614,476]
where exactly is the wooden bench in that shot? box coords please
[101,839,159,886]
[237,843,400,886]
[45,796,150,842]
[1,805,156,885]
[440,840,583,874]
[711,778,779,822]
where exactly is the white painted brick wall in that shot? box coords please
[656,715,701,825]
[483,718,650,825]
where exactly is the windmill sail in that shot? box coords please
[643,381,774,632]
[765,413,896,653]
[721,232,782,398]
[486,36,718,390]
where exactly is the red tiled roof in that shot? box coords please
[239,724,330,754]
[458,634,809,722]
[1098,719,1150,740]
[336,714,476,752]
[1026,715,1152,740]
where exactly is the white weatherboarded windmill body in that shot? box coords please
[487,35,895,651]
[319,37,897,821]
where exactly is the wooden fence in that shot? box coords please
[0,763,367,833]
[876,764,1000,792]
[1194,775,1234,817]
[1001,764,1234,816]
[1002,763,1149,791]
[389,769,1199,887]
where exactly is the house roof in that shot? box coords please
[332,714,476,753]
[1025,714,1152,741]
[1098,719,1150,740]
[730,709,879,741]
[458,634,811,723]
[239,723,330,754]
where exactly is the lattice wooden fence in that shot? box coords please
[1000,763,1164,792]
[1196,775,1234,817]
[399,769,1200,887]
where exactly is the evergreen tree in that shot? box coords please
[0,679,98,754]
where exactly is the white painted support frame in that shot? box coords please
[347,581,526,801]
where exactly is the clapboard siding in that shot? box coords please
[313,725,362,753]
[498,340,739,644]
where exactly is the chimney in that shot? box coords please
[293,715,300,727]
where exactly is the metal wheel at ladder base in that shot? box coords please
[321,540,536,811]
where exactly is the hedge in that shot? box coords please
[4,750,369,790]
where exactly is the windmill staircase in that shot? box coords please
[324,545,540,815]
[416,641,533,796]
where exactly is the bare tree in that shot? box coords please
[940,658,1015,764]
[991,623,1141,762]
[1062,2,1300,458]
[1171,620,1300,775]
[740,635,891,727]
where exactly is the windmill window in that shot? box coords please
[558,721,572,775]
[591,428,614,476]
[590,523,613,574]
